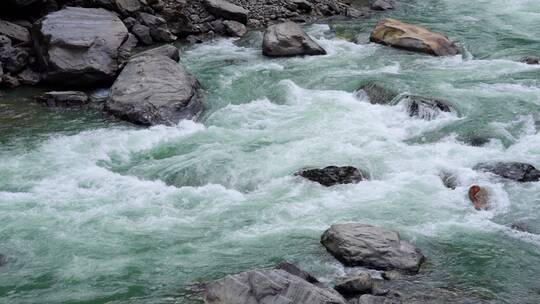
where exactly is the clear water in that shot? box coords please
[1,0,540,303]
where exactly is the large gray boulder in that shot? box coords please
[263,22,326,57]
[474,162,540,182]
[33,7,130,85]
[204,0,249,24]
[321,223,425,273]
[204,269,348,304]
[105,47,203,126]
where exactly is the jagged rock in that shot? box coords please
[132,23,153,44]
[133,44,179,61]
[473,162,540,182]
[275,261,319,284]
[262,22,326,57]
[370,18,459,56]
[138,12,176,42]
[0,19,31,43]
[321,223,425,273]
[356,83,398,105]
[223,20,247,37]
[17,68,40,85]
[335,273,374,297]
[468,185,490,211]
[0,35,29,73]
[296,166,365,186]
[204,269,348,304]
[105,48,202,126]
[33,7,129,85]
[521,56,539,65]
[204,0,249,24]
[371,0,395,11]
[400,95,452,120]
[36,91,89,106]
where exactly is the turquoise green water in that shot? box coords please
[1,0,540,303]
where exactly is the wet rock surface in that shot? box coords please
[105,47,203,126]
[356,82,398,105]
[296,166,365,186]
[468,185,490,210]
[204,268,347,304]
[263,22,326,57]
[321,223,425,273]
[520,56,539,65]
[370,18,459,56]
[35,91,89,107]
[400,95,452,120]
[474,162,540,182]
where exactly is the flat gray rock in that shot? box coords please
[0,19,30,43]
[105,49,202,126]
[204,269,347,304]
[263,22,326,57]
[33,7,129,85]
[321,223,425,273]
[204,0,249,24]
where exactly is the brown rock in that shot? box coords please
[370,18,459,56]
[468,185,490,210]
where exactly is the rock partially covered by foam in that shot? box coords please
[400,95,453,120]
[474,162,540,182]
[295,166,366,186]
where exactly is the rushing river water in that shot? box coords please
[1,0,540,303]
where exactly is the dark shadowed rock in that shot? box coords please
[335,273,374,297]
[473,162,540,182]
[36,91,89,107]
[33,7,129,85]
[204,269,347,304]
[0,35,29,73]
[263,22,326,57]
[520,56,539,65]
[356,83,398,105]
[321,223,425,273]
[5,0,42,7]
[105,49,202,126]
[0,19,31,43]
[296,166,366,186]
[204,0,249,24]
[132,23,153,45]
[468,185,490,211]
[223,20,247,37]
[370,18,459,56]
[0,254,6,267]
[400,95,452,120]
[138,12,176,42]
[133,44,179,61]
[275,261,319,283]
[371,0,395,11]
[291,0,313,12]
[350,294,402,304]
[17,68,41,85]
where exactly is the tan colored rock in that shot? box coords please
[370,18,459,56]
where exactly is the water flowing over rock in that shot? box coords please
[204,0,249,24]
[321,223,425,273]
[350,294,401,304]
[473,162,540,182]
[105,47,203,126]
[33,7,130,85]
[296,166,366,186]
[262,22,326,57]
[203,268,348,304]
[520,56,539,65]
[36,91,89,107]
[356,82,398,105]
[370,18,459,56]
[400,95,452,120]
[335,273,374,297]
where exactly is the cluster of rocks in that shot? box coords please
[203,223,488,304]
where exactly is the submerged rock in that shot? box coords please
[520,56,539,65]
[296,166,366,186]
[105,47,203,126]
[275,261,319,283]
[204,0,249,24]
[510,222,533,233]
[321,223,425,273]
[400,95,453,120]
[36,91,89,107]
[0,254,6,267]
[370,18,459,56]
[468,185,490,211]
[439,171,459,190]
[204,268,347,304]
[371,0,395,11]
[33,7,130,85]
[335,273,374,297]
[262,22,326,57]
[356,82,398,105]
[473,162,540,182]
